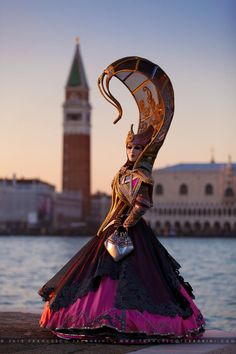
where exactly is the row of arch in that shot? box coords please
[155,184,235,197]
[155,221,236,236]
[150,207,236,216]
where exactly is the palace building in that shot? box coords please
[146,160,236,236]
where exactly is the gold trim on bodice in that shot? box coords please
[97,167,153,236]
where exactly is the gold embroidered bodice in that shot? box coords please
[97,166,153,236]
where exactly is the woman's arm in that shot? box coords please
[123,183,153,228]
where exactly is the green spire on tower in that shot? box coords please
[66,38,88,89]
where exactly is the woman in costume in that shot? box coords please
[38,57,205,343]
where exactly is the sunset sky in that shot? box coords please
[0,0,235,193]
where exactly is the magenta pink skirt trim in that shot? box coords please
[40,276,205,340]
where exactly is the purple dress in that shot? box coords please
[38,165,206,343]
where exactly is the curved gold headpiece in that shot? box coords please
[98,56,174,172]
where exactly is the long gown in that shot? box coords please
[38,163,206,343]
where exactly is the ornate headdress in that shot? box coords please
[98,56,174,173]
[125,124,154,148]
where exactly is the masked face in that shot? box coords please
[126,143,143,162]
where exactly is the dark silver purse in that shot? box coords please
[104,228,134,262]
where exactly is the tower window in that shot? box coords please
[205,183,213,195]
[67,113,82,121]
[155,184,163,195]
[179,184,188,195]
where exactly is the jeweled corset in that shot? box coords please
[97,166,153,235]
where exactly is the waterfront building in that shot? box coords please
[0,176,54,233]
[145,161,236,236]
[62,39,91,217]
[53,191,82,232]
[91,192,112,227]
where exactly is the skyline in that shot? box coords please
[0,0,235,193]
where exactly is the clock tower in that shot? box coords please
[62,40,91,217]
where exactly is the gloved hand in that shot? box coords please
[113,214,127,229]
[117,225,127,233]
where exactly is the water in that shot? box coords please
[0,235,235,331]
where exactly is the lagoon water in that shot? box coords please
[0,235,235,331]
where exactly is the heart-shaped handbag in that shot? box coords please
[104,228,134,262]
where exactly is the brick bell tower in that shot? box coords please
[62,39,91,217]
